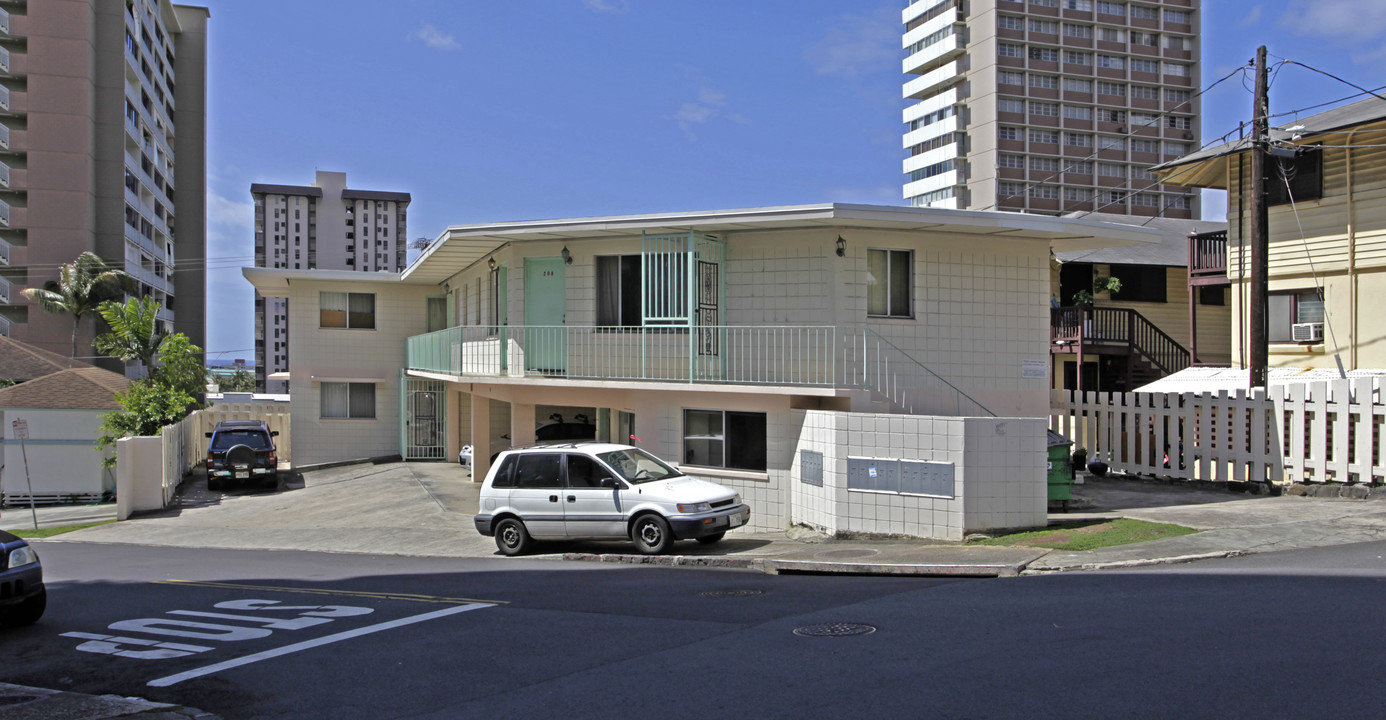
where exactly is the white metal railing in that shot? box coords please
[0,236,9,265]
[0,159,9,189]
[0,314,10,337]
[0,85,8,112]
[0,47,9,74]
[0,197,9,227]
[0,122,9,150]
[1050,378,1386,485]
[0,8,8,36]
[408,325,838,387]
[0,274,10,304]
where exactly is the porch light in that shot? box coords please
[487,257,496,270]
[561,246,572,264]
[835,236,846,258]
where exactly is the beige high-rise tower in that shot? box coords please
[0,0,208,364]
[903,0,1199,218]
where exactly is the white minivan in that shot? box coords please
[474,443,751,556]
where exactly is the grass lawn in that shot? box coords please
[8,520,116,539]
[970,518,1198,551]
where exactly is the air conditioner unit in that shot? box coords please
[1291,322,1324,343]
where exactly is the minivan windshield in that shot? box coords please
[596,448,683,484]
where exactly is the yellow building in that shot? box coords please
[1153,97,1386,371]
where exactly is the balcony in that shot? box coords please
[0,122,8,151]
[407,324,994,416]
[0,85,8,112]
[903,59,962,101]
[0,47,9,75]
[0,236,9,265]
[0,159,9,189]
[0,8,8,36]
[1188,229,1228,286]
[0,314,9,337]
[0,197,8,227]
[0,274,10,304]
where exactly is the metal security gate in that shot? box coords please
[641,231,725,381]
[402,376,447,460]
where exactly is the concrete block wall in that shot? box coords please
[961,417,1048,532]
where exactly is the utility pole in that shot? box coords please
[1248,46,1270,389]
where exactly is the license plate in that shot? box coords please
[728,512,745,528]
[234,472,249,479]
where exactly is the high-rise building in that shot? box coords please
[902,0,1199,219]
[251,171,409,393]
[0,0,208,363]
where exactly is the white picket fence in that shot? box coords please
[1049,379,1386,484]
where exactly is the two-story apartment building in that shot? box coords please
[1152,97,1386,372]
[245,203,1158,539]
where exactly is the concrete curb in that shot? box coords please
[1022,549,1250,574]
[0,682,219,719]
[561,552,1028,577]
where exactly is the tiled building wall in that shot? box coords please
[287,280,433,466]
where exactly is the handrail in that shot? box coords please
[1050,306,1190,377]
[850,327,995,417]
[1188,230,1228,277]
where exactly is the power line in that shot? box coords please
[1278,59,1386,103]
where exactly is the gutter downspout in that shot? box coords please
[1346,129,1358,370]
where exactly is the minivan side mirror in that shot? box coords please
[600,477,622,489]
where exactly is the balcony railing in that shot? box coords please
[407,324,995,417]
[0,275,10,304]
[0,236,9,265]
[1188,229,1228,285]
[0,314,10,337]
[0,197,9,227]
[0,122,8,150]
[0,8,9,36]
[0,85,8,112]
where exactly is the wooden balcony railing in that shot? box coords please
[1188,229,1228,285]
[1051,306,1191,378]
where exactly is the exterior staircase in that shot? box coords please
[1051,306,1191,391]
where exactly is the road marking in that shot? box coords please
[147,602,494,687]
[156,580,507,606]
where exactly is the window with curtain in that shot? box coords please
[320,382,376,419]
[320,292,375,329]
[1269,290,1325,343]
[867,249,912,318]
[682,409,766,471]
[596,255,642,327]
[426,296,447,333]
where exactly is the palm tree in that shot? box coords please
[93,296,168,371]
[21,252,130,358]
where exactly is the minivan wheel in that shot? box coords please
[696,532,725,545]
[632,514,672,555]
[494,518,532,556]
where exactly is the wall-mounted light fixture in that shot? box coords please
[487,257,497,270]
[835,235,846,258]
[561,246,572,265]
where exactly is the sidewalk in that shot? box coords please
[0,501,116,532]
[39,463,1386,577]
[0,682,217,720]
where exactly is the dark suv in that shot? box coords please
[205,420,281,491]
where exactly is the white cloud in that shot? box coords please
[415,24,460,51]
[582,0,628,13]
[208,192,252,228]
[672,68,732,139]
[806,6,898,78]
[1280,0,1386,44]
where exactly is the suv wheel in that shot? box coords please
[632,514,672,555]
[494,517,532,556]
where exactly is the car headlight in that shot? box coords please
[677,502,711,514]
[8,545,38,568]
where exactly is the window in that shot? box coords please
[1130,58,1159,74]
[1096,1,1125,15]
[1030,129,1060,144]
[1131,112,1160,127]
[1067,160,1094,174]
[1098,136,1126,151]
[1064,50,1092,65]
[1063,0,1092,9]
[1097,81,1127,97]
[1167,116,1192,130]
[1164,141,1190,156]
[1131,31,1159,46]
[512,453,563,489]
[1030,101,1059,116]
[1131,5,1159,20]
[999,126,1022,141]
[1198,286,1226,306]
[1066,132,1093,147]
[1064,78,1093,93]
[1164,9,1191,23]
[1164,36,1189,50]
[1133,192,1160,207]
[1098,28,1125,42]
[1133,166,1158,181]
[1097,55,1125,70]
[999,98,1026,114]
[1030,0,1057,6]
[1097,108,1126,123]
[909,159,955,181]
[1029,74,1059,89]
[1267,147,1323,205]
[999,43,1024,58]
[1164,195,1191,210]
[1132,139,1160,154]
[683,409,767,471]
[1163,62,1190,77]
[1109,265,1166,303]
[1064,106,1093,120]
[1165,89,1192,104]
[1103,190,1128,206]
[1063,24,1092,38]
[1131,85,1160,100]
[320,291,375,329]
[998,70,1025,85]
[1031,156,1061,171]
[867,249,912,317]
[999,154,1026,169]
[1064,187,1094,201]
[1029,47,1059,62]
[1029,19,1058,33]
[1269,290,1324,343]
[596,255,642,327]
[566,454,614,488]
[1029,185,1059,199]
[320,382,376,419]
[998,181,1026,198]
[1098,163,1126,177]
[998,15,1025,30]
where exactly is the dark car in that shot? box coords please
[205,420,281,491]
[0,530,45,627]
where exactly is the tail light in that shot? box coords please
[205,453,213,466]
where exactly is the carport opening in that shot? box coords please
[536,405,597,442]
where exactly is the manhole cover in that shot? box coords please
[0,695,41,707]
[793,622,877,637]
[817,549,879,560]
[700,589,764,598]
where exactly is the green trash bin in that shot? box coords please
[1046,430,1074,507]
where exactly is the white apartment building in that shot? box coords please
[903,0,1200,219]
[0,0,208,363]
[250,171,409,393]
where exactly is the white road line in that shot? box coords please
[147,603,493,688]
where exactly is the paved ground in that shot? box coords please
[30,462,1386,576]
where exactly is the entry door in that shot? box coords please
[403,378,446,460]
[524,257,566,374]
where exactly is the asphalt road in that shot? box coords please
[6,540,1386,719]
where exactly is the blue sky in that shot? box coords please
[197,0,1386,360]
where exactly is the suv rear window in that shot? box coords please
[211,430,272,451]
